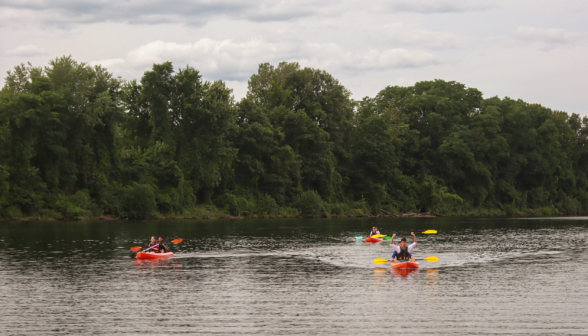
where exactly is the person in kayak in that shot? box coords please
[157,237,169,253]
[390,232,417,263]
[368,226,380,237]
[145,236,159,253]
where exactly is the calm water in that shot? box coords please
[0,217,587,335]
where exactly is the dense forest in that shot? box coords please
[1,56,587,220]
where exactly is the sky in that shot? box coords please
[1,0,587,115]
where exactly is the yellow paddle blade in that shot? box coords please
[373,258,390,264]
[371,234,387,238]
[422,230,437,234]
[424,256,439,262]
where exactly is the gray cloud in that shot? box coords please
[387,0,496,14]
[0,0,331,28]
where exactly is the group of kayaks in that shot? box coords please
[130,231,438,271]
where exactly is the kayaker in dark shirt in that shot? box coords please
[157,237,169,253]
[368,226,380,237]
[146,236,159,253]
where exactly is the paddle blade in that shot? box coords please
[424,256,439,262]
[422,230,437,234]
[371,234,387,238]
[384,236,392,240]
[355,235,363,239]
[373,258,390,264]
[171,238,183,244]
[130,246,142,252]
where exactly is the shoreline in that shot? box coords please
[0,210,578,222]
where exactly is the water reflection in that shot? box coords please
[391,268,419,278]
[131,258,183,271]
[372,267,387,289]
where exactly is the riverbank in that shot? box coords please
[0,204,576,221]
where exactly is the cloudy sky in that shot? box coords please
[1,0,587,114]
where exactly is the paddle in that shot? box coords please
[130,238,183,258]
[373,256,439,264]
[383,230,437,240]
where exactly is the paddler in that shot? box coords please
[145,236,159,253]
[389,232,417,263]
[157,237,169,253]
[368,226,380,237]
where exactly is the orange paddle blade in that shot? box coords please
[171,238,183,244]
[130,246,142,252]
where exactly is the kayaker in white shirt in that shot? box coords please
[390,232,417,263]
[368,227,380,237]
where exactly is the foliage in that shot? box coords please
[55,189,102,219]
[296,190,327,217]
[2,57,588,219]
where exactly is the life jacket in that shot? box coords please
[396,246,411,261]
[158,242,168,252]
[368,231,379,237]
[148,242,159,251]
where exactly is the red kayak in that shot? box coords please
[390,261,419,269]
[365,237,384,243]
[136,252,174,260]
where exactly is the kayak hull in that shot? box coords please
[390,261,419,269]
[136,252,174,260]
[365,237,384,243]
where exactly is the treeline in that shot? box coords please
[1,56,588,219]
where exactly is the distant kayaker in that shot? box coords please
[157,237,169,253]
[368,227,380,237]
[390,232,417,263]
[146,236,159,253]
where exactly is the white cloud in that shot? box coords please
[99,39,440,81]
[89,58,125,68]
[5,45,47,57]
[516,26,586,49]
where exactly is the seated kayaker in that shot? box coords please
[390,232,417,263]
[146,236,159,253]
[368,226,380,237]
[157,237,169,253]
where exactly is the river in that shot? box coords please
[0,216,587,335]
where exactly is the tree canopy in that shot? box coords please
[1,56,587,219]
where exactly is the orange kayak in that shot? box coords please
[136,252,174,260]
[390,261,419,269]
[365,237,384,243]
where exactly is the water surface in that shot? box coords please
[0,217,587,335]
